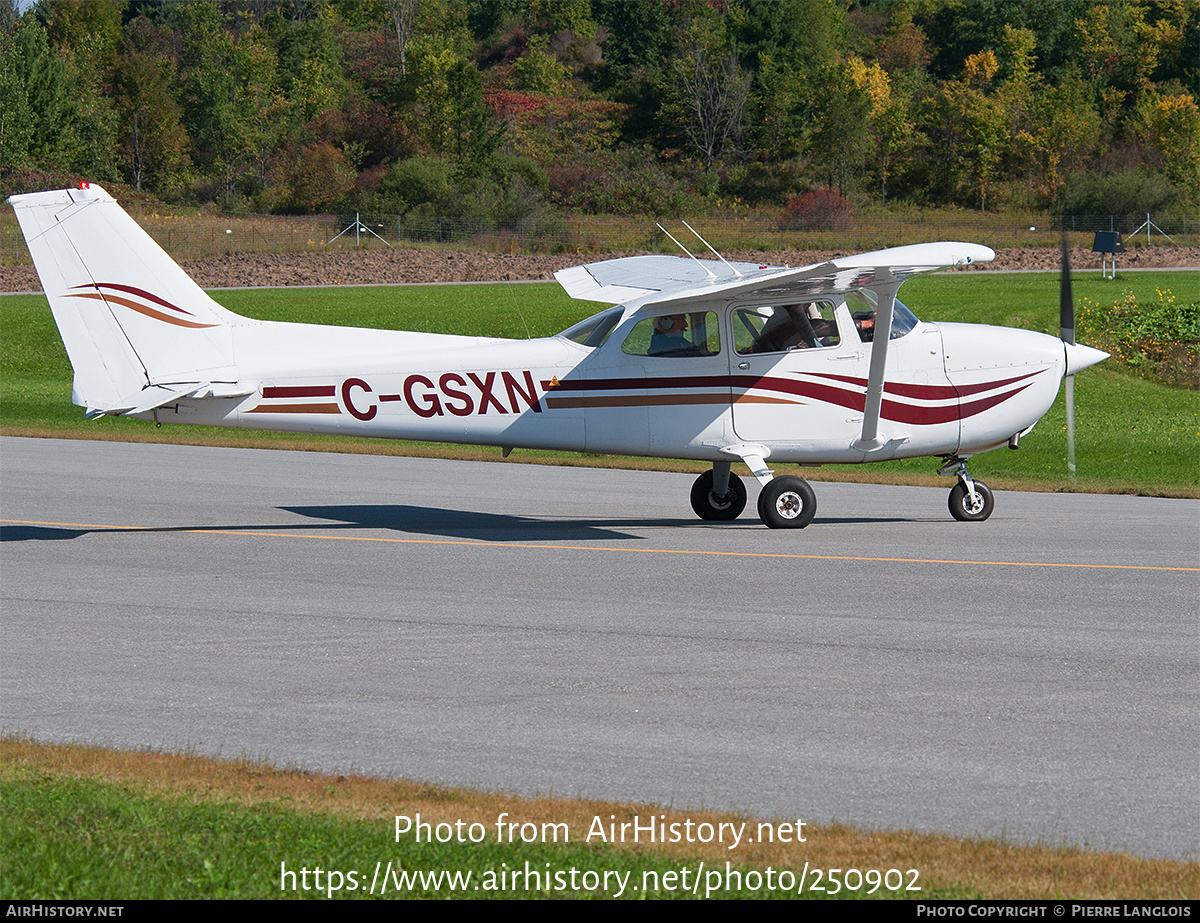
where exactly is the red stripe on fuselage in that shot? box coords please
[542,371,1042,423]
[810,370,1041,400]
[262,385,337,399]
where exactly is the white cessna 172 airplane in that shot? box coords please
[9,184,1107,528]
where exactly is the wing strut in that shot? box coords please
[853,281,901,453]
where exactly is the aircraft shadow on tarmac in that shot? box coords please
[0,514,631,543]
[1,525,94,542]
[0,510,678,544]
[279,504,723,541]
[0,507,918,545]
[281,505,922,535]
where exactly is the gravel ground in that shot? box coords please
[1,244,1196,293]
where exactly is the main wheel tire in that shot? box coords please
[756,476,817,529]
[948,481,994,521]
[690,470,747,520]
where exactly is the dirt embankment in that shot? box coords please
[1,245,1196,293]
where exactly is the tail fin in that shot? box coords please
[8,185,241,416]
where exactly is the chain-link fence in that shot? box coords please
[4,209,1196,266]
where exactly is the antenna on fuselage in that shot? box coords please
[656,222,717,279]
[681,219,744,278]
[506,279,531,339]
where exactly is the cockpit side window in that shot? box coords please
[845,291,920,342]
[622,311,721,358]
[734,302,840,354]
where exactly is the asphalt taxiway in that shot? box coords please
[2,436,1196,859]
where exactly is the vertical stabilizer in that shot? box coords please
[8,185,241,414]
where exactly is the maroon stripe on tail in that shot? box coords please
[72,282,198,317]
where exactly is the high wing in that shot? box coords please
[554,254,769,304]
[556,241,995,458]
[555,242,993,308]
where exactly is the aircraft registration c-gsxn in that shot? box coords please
[9,184,1107,528]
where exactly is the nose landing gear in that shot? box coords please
[939,456,994,522]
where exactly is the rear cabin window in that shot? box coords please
[621,311,721,358]
[734,302,840,354]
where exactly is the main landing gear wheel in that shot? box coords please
[948,481,994,522]
[690,470,747,520]
[757,476,817,529]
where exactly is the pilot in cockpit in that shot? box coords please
[648,314,692,355]
[852,311,876,342]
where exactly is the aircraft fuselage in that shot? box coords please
[145,301,1069,466]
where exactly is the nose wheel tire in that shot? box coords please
[690,470,747,520]
[948,481,994,521]
[757,476,817,529]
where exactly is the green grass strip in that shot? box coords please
[2,774,928,900]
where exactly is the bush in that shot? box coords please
[546,154,619,212]
[280,143,357,214]
[1078,288,1199,389]
[373,156,455,214]
[372,153,562,247]
[1053,169,1181,225]
[778,187,854,231]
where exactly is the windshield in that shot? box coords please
[557,306,623,348]
[844,290,919,340]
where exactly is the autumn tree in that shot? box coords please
[383,0,418,78]
[922,50,1006,210]
[807,58,873,196]
[1139,91,1200,202]
[283,141,356,213]
[846,55,914,204]
[1028,72,1101,205]
[669,11,752,175]
[43,0,123,68]
[0,13,117,179]
[112,17,193,193]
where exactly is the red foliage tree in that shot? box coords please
[778,188,854,231]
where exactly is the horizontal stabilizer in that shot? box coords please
[84,382,210,418]
[85,380,260,419]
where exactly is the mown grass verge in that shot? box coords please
[2,273,1196,497]
[3,737,1195,900]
